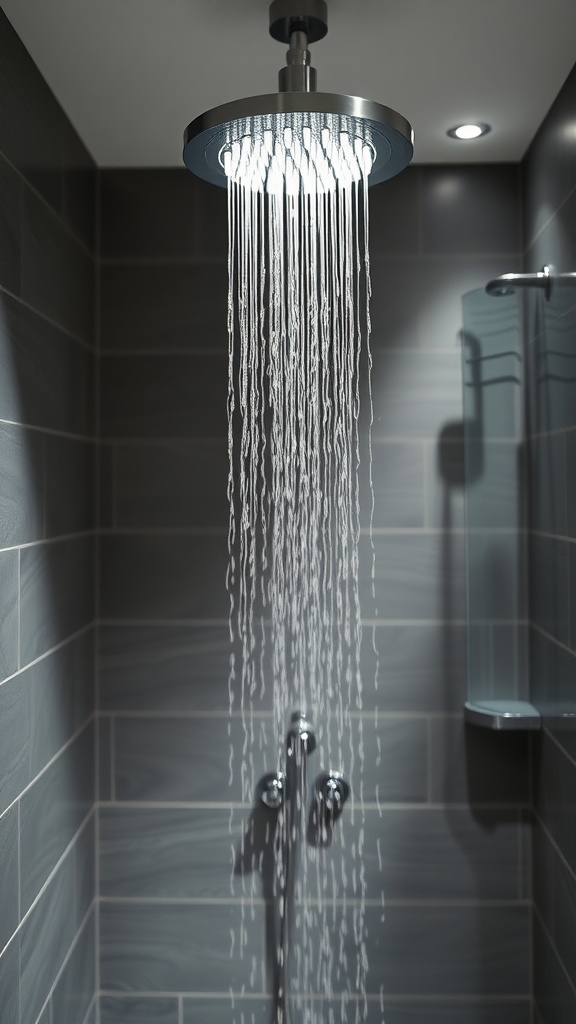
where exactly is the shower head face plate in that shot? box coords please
[183,92,414,191]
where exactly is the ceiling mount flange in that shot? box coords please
[269,0,328,44]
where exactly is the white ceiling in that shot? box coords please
[3,0,576,167]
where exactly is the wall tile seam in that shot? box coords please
[0,716,96,826]
[97,709,462,721]
[0,621,95,695]
[98,348,464,357]
[96,345,488,356]
[532,902,576,997]
[100,256,228,267]
[532,808,576,887]
[0,528,98,555]
[79,992,98,1024]
[97,896,531,908]
[97,527,469,537]
[528,421,576,442]
[27,899,98,1024]
[0,814,96,960]
[530,622,576,661]
[0,282,98,355]
[0,416,98,444]
[96,991,533,1004]
[95,800,531,812]
[530,528,576,545]
[523,177,576,254]
[0,145,97,260]
[99,436,464,447]
[97,617,471,627]
[98,251,521,266]
[537,724,573,770]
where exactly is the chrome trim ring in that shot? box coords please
[183,92,414,188]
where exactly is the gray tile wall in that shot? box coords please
[0,9,97,1024]
[523,60,576,1024]
[98,162,530,1022]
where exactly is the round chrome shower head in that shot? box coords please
[183,92,414,190]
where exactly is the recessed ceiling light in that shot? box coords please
[447,122,491,140]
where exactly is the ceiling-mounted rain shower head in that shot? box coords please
[183,0,413,192]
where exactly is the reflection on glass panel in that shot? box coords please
[461,288,526,708]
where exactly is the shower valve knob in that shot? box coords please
[259,771,287,810]
[315,771,350,819]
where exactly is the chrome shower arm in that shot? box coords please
[486,264,576,300]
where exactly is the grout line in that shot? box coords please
[0,716,96,824]
[95,798,531,812]
[95,617,484,627]
[98,895,530,908]
[530,620,576,658]
[96,990,532,1004]
[0,811,96,959]
[0,623,95,693]
[31,900,97,1024]
[17,548,21,672]
[426,717,433,804]
[2,146,96,258]
[0,417,97,443]
[542,721,576,772]
[533,808,576,888]
[178,994,184,1024]
[94,708,462,720]
[110,717,116,803]
[0,529,97,555]
[0,282,96,353]
[532,902,576,1000]
[17,800,21,924]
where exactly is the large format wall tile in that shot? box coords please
[100,263,228,352]
[99,624,237,712]
[0,549,18,679]
[100,170,199,259]
[44,436,96,536]
[362,531,466,622]
[100,995,179,1024]
[22,188,95,344]
[100,353,228,439]
[100,807,251,899]
[0,152,21,295]
[0,939,19,1024]
[0,422,44,548]
[0,294,95,436]
[19,849,78,1024]
[100,901,263,993]
[371,350,462,440]
[51,910,96,1024]
[0,804,18,952]
[100,533,229,621]
[181,997,530,1024]
[20,722,94,913]
[421,165,521,255]
[19,536,95,664]
[110,441,228,529]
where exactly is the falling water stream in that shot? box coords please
[226,113,376,1024]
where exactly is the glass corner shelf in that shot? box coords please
[461,287,538,731]
[464,700,541,731]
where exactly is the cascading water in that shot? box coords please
[226,113,376,1024]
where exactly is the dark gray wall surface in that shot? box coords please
[523,61,576,1024]
[98,162,531,1023]
[0,9,97,1024]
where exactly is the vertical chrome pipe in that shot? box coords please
[277,712,316,1024]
